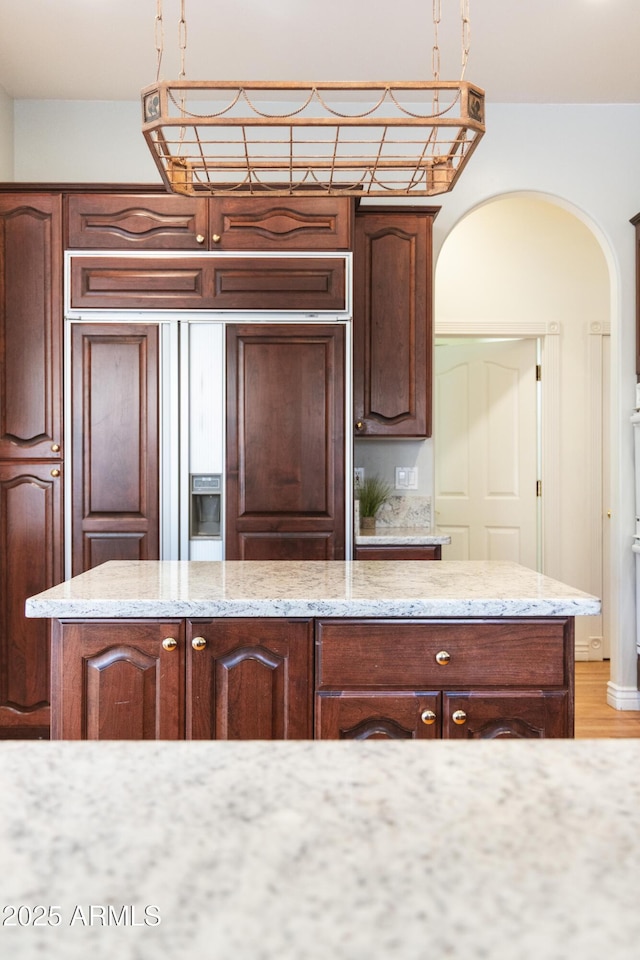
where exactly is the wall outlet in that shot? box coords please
[354,467,365,490]
[395,466,418,490]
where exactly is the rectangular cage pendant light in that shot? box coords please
[141,79,485,197]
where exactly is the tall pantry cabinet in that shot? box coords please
[0,194,63,738]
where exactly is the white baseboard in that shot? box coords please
[606,681,640,711]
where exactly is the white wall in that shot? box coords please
[9,98,640,698]
[0,84,13,179]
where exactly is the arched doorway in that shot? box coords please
[434,194,611,661]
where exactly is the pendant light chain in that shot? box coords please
[432,0,441,81]
[461,0,471,79]
[155,0,164,81]
[178,0,188,80]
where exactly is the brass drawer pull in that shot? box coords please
[435,650,451,666]
[452,709,467,725]
[162,637,178,652]
[420,709,436,725]
[192,636,207,651]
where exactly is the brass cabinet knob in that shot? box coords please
[192,636,207,651]
[196,234,205,244]
[420,709,436,726]
[211,234,221,244]
[50,468,60,478]
[452,709,467,725]
[51,443,60,453]
[162,637,178,652]
[355,420,363,431]
[435,650,451,666]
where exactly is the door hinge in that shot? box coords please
[536,364,542,381]
[536,479,542,497]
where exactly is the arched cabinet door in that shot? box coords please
[51,620,184,739]
[0,194,63,459]
[0,463,63,737]
[186,618,313,739]
[315,693,441,740]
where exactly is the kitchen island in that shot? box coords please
[1,738,639,960]
[26,560,600,740]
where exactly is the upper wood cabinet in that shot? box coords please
[0,194,63,459]
[69,254,348,313]
[353,207,438,438]
[66,194,352,251]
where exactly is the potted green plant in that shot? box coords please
[358,475,392,530]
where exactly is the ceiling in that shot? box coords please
[0,0,638,105]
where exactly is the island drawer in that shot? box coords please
[315,619,569,689]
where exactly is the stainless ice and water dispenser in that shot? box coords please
[190,474,222,539]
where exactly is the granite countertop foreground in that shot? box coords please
[1,739,639,960]
[25,559,601,619]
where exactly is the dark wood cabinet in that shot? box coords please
[51,617,312,740]
[70,323,160,574]
[0,462,63,737]
[353,544,442,560]
[49,613,575,740]
[226,324,346,559]
[69,254,347,313]
[187,618,313,739]
[0,194,63,460]
[353,207,438,438]
[50,620,185,739]
[66,194,352,251]
[0,193,64,739]
[315,618,574,739]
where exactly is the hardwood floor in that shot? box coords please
[575,661,640,738]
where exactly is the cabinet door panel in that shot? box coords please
[66,194,208,249]
[0,462,63,736]
[52,620,184,739]
[210,197,352,250]
[187,619,313,739]
[443,691,569,739]
[316,692,440,739]
[69,255,347,312]
[353,209,436,438]
[0,195,62,459]
[71,324,159,574]
[226,324,345,559]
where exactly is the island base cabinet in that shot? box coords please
[51,620,185,740]
[315,618,575,740]
[51,617,313,740]
[187,619,313,740]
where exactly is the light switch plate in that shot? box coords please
[395,466,418,490]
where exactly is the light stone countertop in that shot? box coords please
[355,526,452,545]
[25,559,601,619]
[0,738,639,960]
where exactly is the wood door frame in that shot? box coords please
[436,318,611,660]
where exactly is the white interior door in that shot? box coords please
[435,338,539,569]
